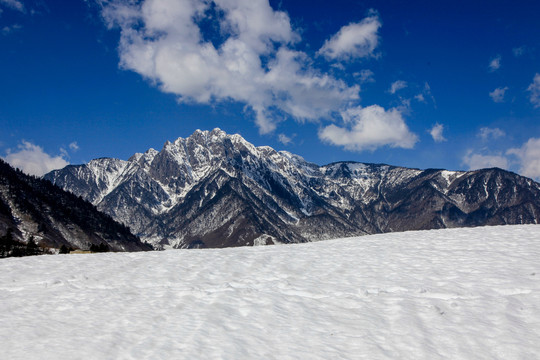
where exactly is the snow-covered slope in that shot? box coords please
[1,225,539,359]
[45,129,540,248]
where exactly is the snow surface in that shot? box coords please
[1,225,540,359]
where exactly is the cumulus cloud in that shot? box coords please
[318,105,418,152]
[388,80,407,94]
[0,0,25,12]
[98,0,361,134]
[478,127,505,141]
[488,55,501,72]
[463,136,540,180]
[528,73,540,108]
[429,123,446,142]
[318,10,381,61]
[507,138,540,180]
[462,151,509,171]
[3,141,69,176]
[489,86,508,103]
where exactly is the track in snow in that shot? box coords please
[1,225,540,359]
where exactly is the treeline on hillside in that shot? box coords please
[0,159,152,253]
[0,159,133,239]
[0,228,116,258]
[0,230,48,258]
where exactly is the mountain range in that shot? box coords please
[45,128,540,249]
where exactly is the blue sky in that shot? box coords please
[1,0,540,180]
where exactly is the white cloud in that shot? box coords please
[397,97,411,113]
[60,147,69,159]
[462,136,540,180]
[489,86,508,103]
[488,55,501,72]
[429,123,446,142]
[478,127,505,141]
[388,80,407,94]
[354,69,375,83]
[414,82,435,105]
[0,0,25,12]
[318,10,381,61]
[278,133,294,145]
[527,73,540,108]
[99,0,360,134]
[3,141,69,176]
[318,105,418,152]
[462,151,509,171]
[69,141,79,151]
[507,138,540,180]
[414,93,425,102]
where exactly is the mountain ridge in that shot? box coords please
[45,128,540,248]
[0,159,152,253]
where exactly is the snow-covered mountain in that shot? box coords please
[45,128,540,248]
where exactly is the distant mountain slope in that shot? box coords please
[45,129,540,248]
[0,159,152,252]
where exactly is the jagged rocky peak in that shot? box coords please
[126,129,278,175]
[157,129,248,166]
[129,148,159,169]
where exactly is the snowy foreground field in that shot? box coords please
[2,226,540,359]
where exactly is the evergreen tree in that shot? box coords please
[0,229,17,258]
[98,242,110,253]
[25,236,40,256]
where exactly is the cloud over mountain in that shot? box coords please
[319,105,417,151]
[508,138,540,179]
[3,141,69,176]
[98,0,366,134]
[462,151,508,171]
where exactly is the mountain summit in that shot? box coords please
[45,129,540,248]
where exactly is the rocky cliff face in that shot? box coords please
[45,129,540,248]
[0,159,152,252]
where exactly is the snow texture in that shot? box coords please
[1,225,540,359]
